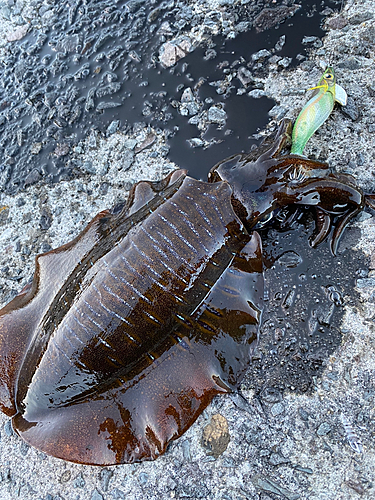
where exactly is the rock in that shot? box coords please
[337,56,362,70]
[118,150,134,171]
[356,277,375,289]
[96,101,121,111]
[99,468,113,492]
[202,414,230,458]
[254,5,301,32]
[271,402,285,416]
[317,422,331,436]
[60,470,71,483]
[252,475,300,500]
[53,143,70,157]
[204,48,217,61]
[262,387,282,404]
[138,472,148,486]
[24,169,42,186]
[277,251,303,268]
[73,472,85,488]
[248,89,266,98]
[180,98,199,116]
[327,16,348,30]
[341,96,360,121]
[237,67,254,87]
[181,87,194,103]
[6,24,28,42]
[269,105,287,120]
[298,408,309,421]
[302,36,323,48]
[207,106,227,124]
[159,37,192,68]
[88,130,98,149]
[30,143,42,155]
[349,12,373,24]
[106,120,120,136]
[134,134,156,153]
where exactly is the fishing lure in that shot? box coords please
[291,67,347,156]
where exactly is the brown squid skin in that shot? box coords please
[0,119,370,465]
[210,119,366,254]
[0,171,264,465]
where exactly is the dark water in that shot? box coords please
[243,213,365,395]
[0,0,343,193]
[167,1,339,179]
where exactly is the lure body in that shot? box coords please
[291,67,347,156]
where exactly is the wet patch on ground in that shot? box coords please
[243,212,368,396]
[0,0,343,193]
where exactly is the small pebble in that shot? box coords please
[317,422,331,436]
[251,49,271,61]
[271,403,285,416]
[188,138,204,148]
[269,452,289,466]
[237,67,254,87]
[40,242,53,254]
[207,106,227,124]
[90,489,104,500]
[202,414,230,458]
[4,420,15,437]
[181,439,191,462]
[159,37,192,68]
[275,35,286,51]
[39,211,53,231]
[73,472,85,488]
[19,441,30,456]
[60,470,71,483]
[138,472,148,486]
[99,468,113,492]
[107,120,120,135]
[337,57,362,70]
[278,57,292,68]
[248,89,266,99]
[341,97,360,121]
[349,12,373,24]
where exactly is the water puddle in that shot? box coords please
[0,0,343,193]
[243,211,365,395]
